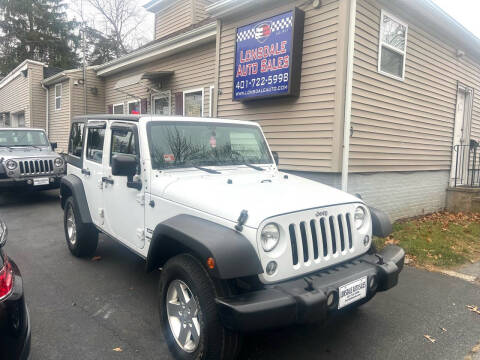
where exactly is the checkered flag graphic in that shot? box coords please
[236,15,293,43]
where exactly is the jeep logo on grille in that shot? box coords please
[315,210,328,217]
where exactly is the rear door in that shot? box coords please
[82,121,107,227]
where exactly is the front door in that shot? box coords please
[82,122,107,226]
[102,122,145,250]
[450,85,473,186]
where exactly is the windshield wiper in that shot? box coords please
[13,145,42,150]
[243,163,265,171]
[193,166,221,174]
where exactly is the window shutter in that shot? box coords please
[175,92,183,115]
[107,105,113,114]
[141,98,148,114]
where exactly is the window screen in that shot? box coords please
[86,127,105,163]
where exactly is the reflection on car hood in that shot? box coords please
[150,167,361,228]
[0,146,58,161]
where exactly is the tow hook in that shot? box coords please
[304,277,315,291]
[375,254,385,265]
[235,210,248,232]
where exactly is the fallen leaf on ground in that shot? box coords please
[467,305,480,315]
[113,347,123,352]
[473,343,480,353]
[424,335,436,343]
[91,256,102,261]
[440,327,447,332]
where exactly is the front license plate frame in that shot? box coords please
[33,177,50,186]
[338,276,367,309]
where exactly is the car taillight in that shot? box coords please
[0,258,13,300]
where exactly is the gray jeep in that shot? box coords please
[0,128,66,191]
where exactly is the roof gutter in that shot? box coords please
[0,59,45,89]
[96,22,217,77]
[206,0,269,18]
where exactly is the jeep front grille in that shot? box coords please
[19,159,55,176]
[288,213,353,266]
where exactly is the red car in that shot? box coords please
[0,218,31,360]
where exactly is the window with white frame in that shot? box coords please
[113,103,124,114]
[209,86,214,117]
[152,91,171,115]
[55,84,62,110]
[128,100,140,114]
[378,11,408,80]
[183,88,204,117]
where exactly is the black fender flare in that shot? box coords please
[146,214,264,279]
[368,206,393,238]
[60,174,92,224]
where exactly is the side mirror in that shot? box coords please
[112,154,137,177]
[111,154,142,190]
[0,219,7,248]
[51,142,58,150]
[272,151,279,166]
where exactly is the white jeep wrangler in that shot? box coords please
[60,115,404,360]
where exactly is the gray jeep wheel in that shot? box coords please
[63,196,98,257]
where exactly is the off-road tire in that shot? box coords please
[63,196,98,257]
[159,254,241,360]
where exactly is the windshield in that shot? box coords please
[148,122,273,169]
[0,130,49,147]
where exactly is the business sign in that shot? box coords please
[233,8,305,101]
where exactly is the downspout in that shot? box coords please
[341,0,357,192]
[41,84,49,135]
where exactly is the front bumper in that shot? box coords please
[216,245,405,332]
[0,175,62,191]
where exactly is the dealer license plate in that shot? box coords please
[33,177,50,186]
[338,276,367,309]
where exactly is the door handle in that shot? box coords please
[81,168,90,176]
[102,176,114,185]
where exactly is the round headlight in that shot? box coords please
[5,160,17,170]
[261,223,280,252]
[54,157,64,167]
[354,206,367,229]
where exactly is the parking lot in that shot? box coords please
[1,190,480,360]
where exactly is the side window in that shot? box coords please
[86,128,105,163]
[378,11,408,80]
[110,128,137,164]
[68,123,85,157]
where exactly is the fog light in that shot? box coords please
[327,291,336,308]
[49,177,54,183]
[369,276,376,289]
[27,179,33,185]
[363,235,370,247]
[266,261,277,276]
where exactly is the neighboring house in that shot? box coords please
[95,0,216,118]
[0,60,61,128]
[42,68,105,152]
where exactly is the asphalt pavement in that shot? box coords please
[1,190,480,360]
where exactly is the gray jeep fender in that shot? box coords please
[146,214,264,279]
[60,174,92,224]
